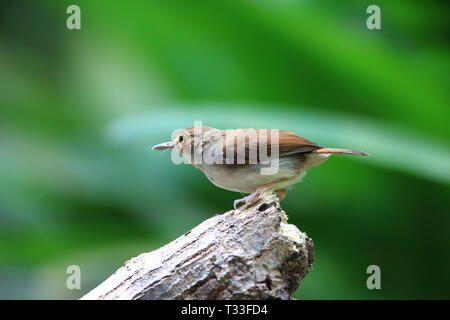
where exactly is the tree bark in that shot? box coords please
[81,190,314,300]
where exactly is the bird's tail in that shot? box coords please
[313,148,368,156]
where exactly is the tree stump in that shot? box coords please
[81,190,314,300]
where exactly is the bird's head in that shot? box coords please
[152,126,221,161]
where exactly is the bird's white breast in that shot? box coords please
[196,158,305,193]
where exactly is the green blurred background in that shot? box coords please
[0,0,449,299]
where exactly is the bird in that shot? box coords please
[152,126,368,209]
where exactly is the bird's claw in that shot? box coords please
[233,198,246,210]
[233,192,259,210]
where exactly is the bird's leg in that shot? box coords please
[233,191,260,210]
[233,180,293,209]
[275,189,287,201]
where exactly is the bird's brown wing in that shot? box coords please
[213,129,320,164]
[276,130,321,156]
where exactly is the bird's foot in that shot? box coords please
[233,191,260,210]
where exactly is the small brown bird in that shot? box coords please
[153,126,368,208]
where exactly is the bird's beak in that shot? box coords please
[152,141,174,150]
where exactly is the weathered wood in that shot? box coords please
[81,190,314,300]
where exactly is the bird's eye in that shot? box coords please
[179,136,184,142]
